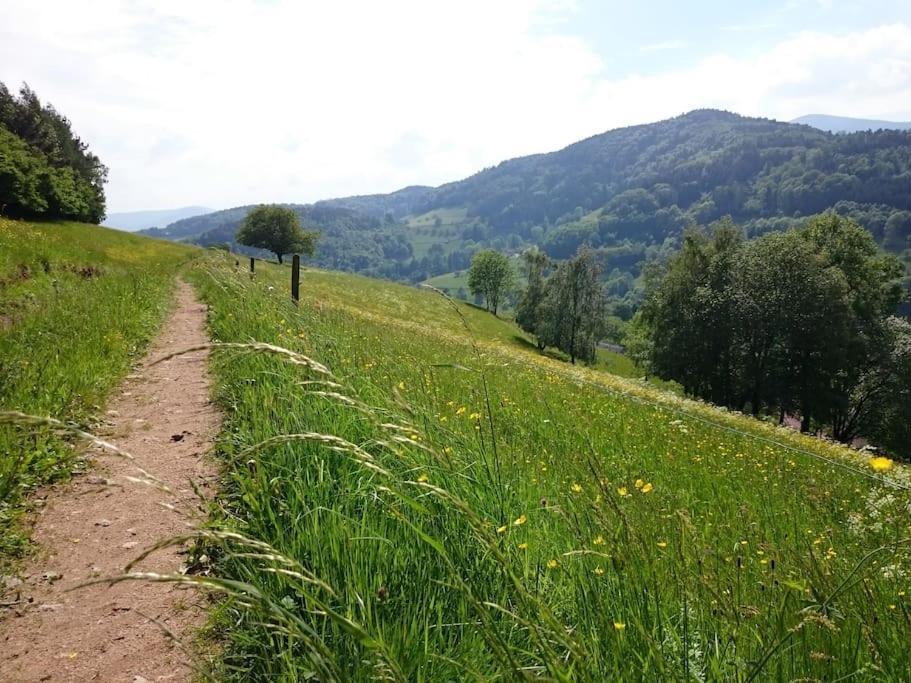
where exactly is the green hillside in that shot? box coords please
[188,253,911,680]
[0,219,196,557]
[147,110,911,311]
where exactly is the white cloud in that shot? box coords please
[1,2,909,212]
[640,40,689,53]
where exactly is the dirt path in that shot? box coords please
[0,281,220,682]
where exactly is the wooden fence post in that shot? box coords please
[291,254,300,304]
[249,257,255,274]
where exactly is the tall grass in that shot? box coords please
[0,218,196,559]
[187,255,911,681]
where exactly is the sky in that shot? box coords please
[2,0,910,213]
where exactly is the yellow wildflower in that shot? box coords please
[593,566,605,575]
[514,514,527,526]
[455,406,466,416]
[617,487,628,497]
[870,456,894,472]
[518,542,528,550]
[417,473,429,483]
[547,559,558,569]
[634,479,644,489]
[656,541,667,548]
[613,621,626,631]
[468,412,482,420]
[571,483,583,493]
[497,525,508,534]
[641,482,654,494]
[593,535,605,546]
[397,381,406,390]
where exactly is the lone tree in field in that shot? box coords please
[236,205,318,264]
[538,246,607,364]
[468,249,516,315]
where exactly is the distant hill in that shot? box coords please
[792,114,911,134]
[156,203,417,277]
[104,206,213,232]
[146,109,911,307]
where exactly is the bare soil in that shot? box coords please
[0,281,220,682]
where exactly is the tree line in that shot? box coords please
[629,213,910,458]
[0,82,107,223]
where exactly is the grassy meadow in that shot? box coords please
[0,218,196,559]
[188,255,911,681]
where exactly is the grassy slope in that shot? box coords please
[191,255,911,681]
[406,208,473,258]
[0,219,196,559]
[422,270,470,293]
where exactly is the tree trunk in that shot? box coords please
[276,253,283,264]
[800,412,811,433]
[751,384,761,416]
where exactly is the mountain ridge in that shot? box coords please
[149,109,911,302]
[791,114,911,134]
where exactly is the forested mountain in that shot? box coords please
[0,81,107,223]
[147,109,911,306]
[792,114,911,134]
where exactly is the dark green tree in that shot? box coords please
[538,246,607,364]
[515,247,549,348]
[467,250,516,315]
[799,213,905,440]
[236,205,319,264]
[731,229,851,422]
[639,220,742,400]
[856,316,911,453]
[0,81,107,222]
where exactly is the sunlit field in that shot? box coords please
[189,254,911,681]
[0,219,195,558]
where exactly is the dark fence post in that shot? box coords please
[291,254,300,304]
[249,257,255,276]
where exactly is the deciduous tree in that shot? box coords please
[538,246,607,364]
[467,250,515,315]
[515,247,548,348]
[236,205,318,264]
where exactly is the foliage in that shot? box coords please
[0,82,107,223]
[236,205,319,264]
[536,246,608,364]
[186,252,911,680]
[637,213,909,458]
[854,316,911,454]
[0,218,194,560]
[467,249,515,314]
[514,247,548,346]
